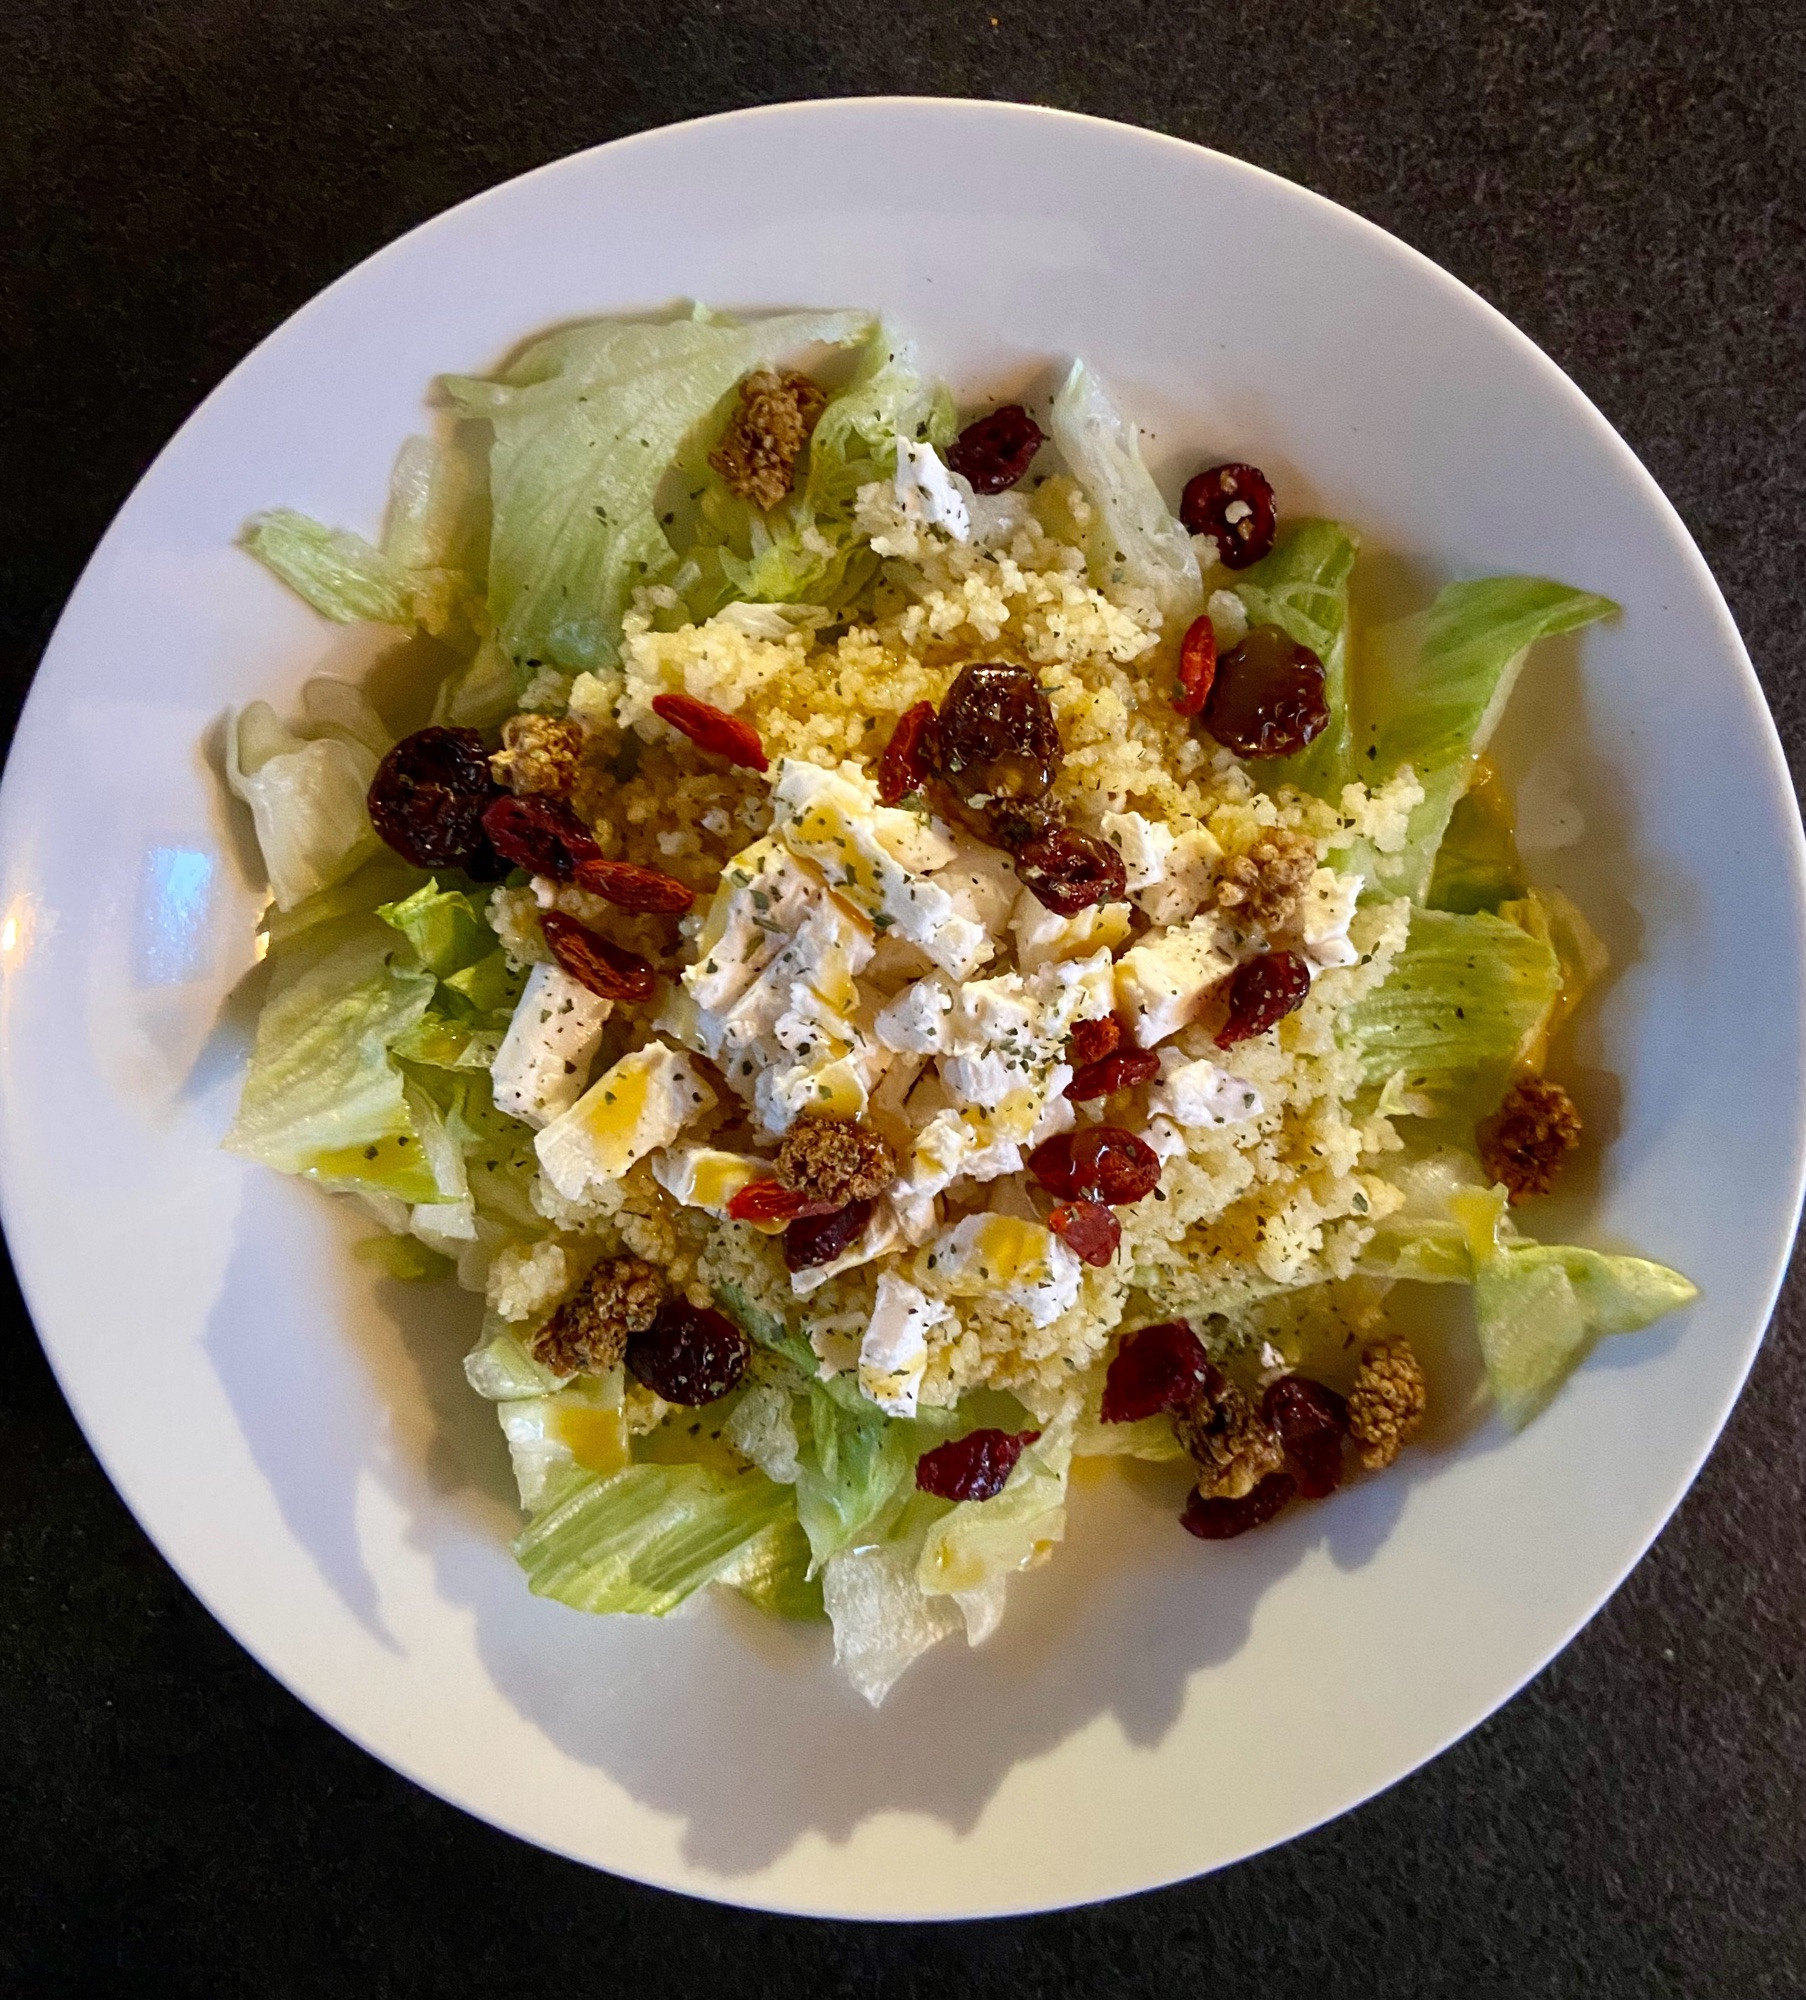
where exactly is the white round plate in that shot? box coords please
[4,100,1801,1919]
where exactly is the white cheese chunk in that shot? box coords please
[1009,887,1134,972]
[894,438,972,542]
[535,1042,716,1200]
[923,1214,1084,1328]
[1115,919,1236,1047]
[489,963,613,1129]
[1148,1048,1264,1127]
[1101,811,1176,894]
[1298,867,1363,973]
[683,836,823,1016]
[874,976,955,1055]
[1136,826,1222,926]
[772,759,989,979]
[789,1198,906,1297]
[649,1144,770,1217]
[933,839,1019,944]
[857,1273,951,1417]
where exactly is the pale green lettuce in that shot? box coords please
[1233,520,1359,797]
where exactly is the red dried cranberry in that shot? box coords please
[1071,1125,1162,1204]
[1179,462,1278,570]
[482,794,602,881]
[1202,625,1329,759]
[726,1179,834,1225]
[1049,1199,1121,1266]
[1216,949,1311,1048]
[945,404,1045,494]
[571,855,695,913]
[1181,1470,1296,1539]
[1064,1047,1161,1102]
[626,1301,750,1405]
[1263,1375,1350,1500]
[782,1196,872,1271]
[1100,1321,1213,1424]
[1068,1016,1122,1066]
[650,692,769,772]
[1174,614,1218,715]
[539,911,658,1002]
[927,663,1060,834]
[876,701,937,805]
[366,726,500,869]
[914,1426,1041,1502]
[1015,825,1127,916]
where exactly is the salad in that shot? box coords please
[222,307,1696,1704]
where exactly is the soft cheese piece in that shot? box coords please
[857,1273,952,1417]
[923,1213,1084,1328]
[489,963,612,1129]
[1147,1047,1264,1127]
[535,1043,716,1200]
[1115,918,1237,1047]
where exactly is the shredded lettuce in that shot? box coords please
[1427,759,1527,913]
[1499,888,1610,1073]
[440,307,870,681]
[1341,907,1562,1111]
[1048,360,1202,628]
[241,510,418,626]
[1349,578,1616,901]
[377,880,497,980]
[1232,520,1359,797]
[917,1412,1075,1601]
[465,1316,569,1400]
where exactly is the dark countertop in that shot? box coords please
[4,4,1804,1992]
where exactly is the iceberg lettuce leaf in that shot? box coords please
[241,509,418,626]
[377,879,496,979]
[441,307,870,680]
[226,699,381,912]
[917,1413,1075,1599]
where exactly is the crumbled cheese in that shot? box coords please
[922,1213,1084,1328]
[1009,888,1134,972]
[1207,588,1249,647]
[1147,1047,1264,1128]
[1101,810,1175,894]
[535,1043,716,1200]
[1115,918,1237,1046]
[893,439,972,542]
[858,1273,951,1417]
[1136,825,1222,926]
[1297,867,1363,972]
[790,1198,907,1298]
[649,1145,770,1219]
[489,963,612,1129]
[874,977,955,1055]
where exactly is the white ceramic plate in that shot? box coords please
[5,100,1802,1919]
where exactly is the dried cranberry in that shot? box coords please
[1181,1470,1296,1539]
[726,1179,834,1226]
[650,692,768,772]
[1015,825,1127,916]
[782,1196,872,1271]
[539,911,658,1001]
[1100,1320,1213,1424]
[1263,1375,1349,1500]
[366,726,500,869]
[1174,614,1218,715]
[482,794,602,881]
[571,855,695,913]
[945,405,1045,494]
[1049,1199,1121,1266]
[914,1426,1041,1502]
[1202,625,1329,759]
[1179,462,1277,570]
[1071,1125,1162,1204]
[627,1301,750,1405]
[876,701,937,805]
[1216,949,1311,1048]
[927,663,1059,834]
[1064,1047,1161,1102]
[1068,1016,1122,1067]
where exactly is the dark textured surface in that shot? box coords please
[4,2,1805,1992]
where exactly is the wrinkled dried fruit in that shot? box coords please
[366,726,501,868]
[1216,949,1312,1048]
[571,855,695,913]
[1263,1375,1349,1500]
[782,1196,873,1271]
[539,911,658,1001]
[1181,1470,1296,1540]
[1100,1320,1213,1424]
[650,692,769,772]
[1064,1046,1161,1102]
[1174,614,1219,715]
[928,663,1060,833]
[1202,624,1329,759]
[1179,462,1277,570]
[1048,1199,1121,1266]
[1031,1125,1161,1206]
[626,1301,750,1405]
[725,1179,826,1225]
[876,701,937,805]
[482,793,602,881]
[1015,825,1128,916]
[945,404,1045,494]
[1068,1016,1122,1066]
[914,1426,1042,1501]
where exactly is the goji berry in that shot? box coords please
[1030,1126,1161,1205]
[1216,949,1312,1047]
[1064,1046,1161,1102]
[571,855,695,913]
[1068,1016,1121,1066]
[914,1427,1042,1501]
[726,1179,833,1225]
[1048,1199,1121,1266]
[1174,613,1218,715]
[1101,1321,1214,1424]
[482,794,602,881]
[539,910,657,1002]
[650,692,768,772]
[876,701,937,805]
